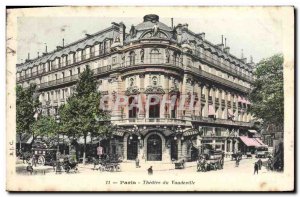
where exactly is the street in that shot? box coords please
[16,156,273,176]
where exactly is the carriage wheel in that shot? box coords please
[115,165,121,172]
[37,156,45,166]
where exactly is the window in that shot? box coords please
[77,67,80,74]
[149,97,160,118]
[128,97,137,118]
[82,49,86,60]
[91,46,95,57]
[69,70,72,76]
[61,56,66,66]
[62,72,65,79]
[129,51,136,65]
[150,49,160,64]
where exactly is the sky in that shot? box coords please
[16,7,284,64]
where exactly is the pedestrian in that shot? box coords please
[197,157,201,172]
[258,159,262,170]
[135,157,140,168]
[254,162,259,175]
[148,166,153,175]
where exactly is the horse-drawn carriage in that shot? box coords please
[197,150,224,172]
[93,154,122,172]
[231,152,243,161]
[25,139,57,166]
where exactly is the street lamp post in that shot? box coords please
[55,114,61,157]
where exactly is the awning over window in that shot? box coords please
[239,136,261,147]
[208,105,215,116]
[183,128,199,137]
[253,138,268,147]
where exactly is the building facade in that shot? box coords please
[16,14,256,162]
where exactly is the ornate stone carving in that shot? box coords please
[144,86,165,94]
[129,25,137,38]
[140,49,144,63]
[125,86,140,96]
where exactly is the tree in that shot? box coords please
[16,84,40,150]
[249,54,284,130]
[31,116,58,139]
[59,66,110,164]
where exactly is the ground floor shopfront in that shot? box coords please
[96,125,256,162]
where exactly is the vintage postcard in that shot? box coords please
[6,6,294,192]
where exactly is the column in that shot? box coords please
[139,74,145,119]
[204,85,209,117]
[224,139,228,153]
[178,139,182,160]
[198,82,202,117]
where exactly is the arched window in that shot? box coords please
[129,51,136,65]
[150,49,160,64]
[149,97,160,118]
[128,97,137,118]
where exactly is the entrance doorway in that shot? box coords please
[127,135,138,160]
[147,134,162,161]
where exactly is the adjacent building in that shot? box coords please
[16,14,258,162]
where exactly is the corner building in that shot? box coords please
[17,15,256,162]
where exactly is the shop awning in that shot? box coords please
[113,130,125,137]
[16,134,33,144]
[239,136,261,147]
[253,138,268,147]
[183,128,199,137]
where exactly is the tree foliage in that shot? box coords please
[31,116,58,138]
[16,84,40,145]
[59,66,110,164]
[249,54,284,129]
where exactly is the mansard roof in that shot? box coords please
[17,26,119,72]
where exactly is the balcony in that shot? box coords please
[190,49,253,82]
[116,118,190,126]
[191,116,253,127]
[38,74,79,90]
[188,66,250,93]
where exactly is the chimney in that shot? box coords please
[63,38,65,47]
[182,23,189,31]
[119,22,126,45]
[224,38,227,47]
[28,53,30,60]
[45,43,47,53]
[217,35,224,50]
[37,52,39,58]
[176,24,183,35]
[224,46,230,54]
[240,49,247,63]
[196,32,205,40]
[171,18,174,29]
